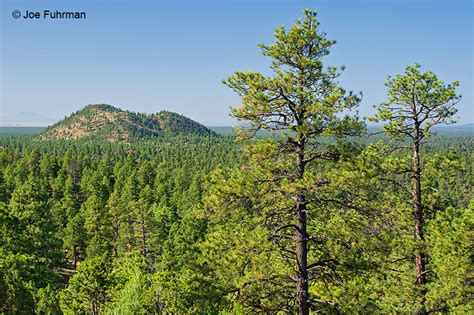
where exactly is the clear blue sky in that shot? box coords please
[1,0,472,126]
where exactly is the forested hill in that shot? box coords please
[38,104,217,142]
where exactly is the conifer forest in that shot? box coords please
[0,9,472,315]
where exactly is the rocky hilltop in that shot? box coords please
[38,104,216,142]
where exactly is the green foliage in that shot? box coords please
[60,255,113,315]
[225,10,363,140]
[0,9,471,315]
[426,203,473,313]
[106,252,155,314]
[221,9,369,313]
[155,111,217,136]
[369,63,463,313]
[0,200,60,313]
[371,63,460,139]
[0,120,471,314]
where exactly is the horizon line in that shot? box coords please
[1,123,473,128]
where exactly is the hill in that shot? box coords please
[38,104,216,142]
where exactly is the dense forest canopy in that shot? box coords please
[0,9,472,315]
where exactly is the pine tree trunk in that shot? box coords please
[91,302,99,315]
[295,140,309,315]
[413,129,427,313]
[73,245,77,269]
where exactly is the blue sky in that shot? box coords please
[1,0,472,126]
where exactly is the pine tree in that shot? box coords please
[372,64,460,313]
[60,255,113,315]
[9,176,62,267]
[223,10,363,314]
